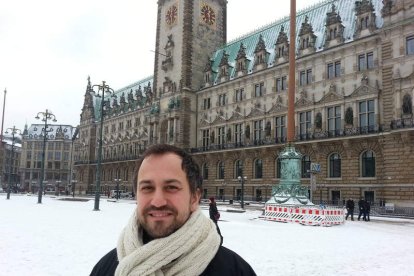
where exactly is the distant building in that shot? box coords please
[0,134,22,192]
[75,0,414,207]
[20,124,76,194]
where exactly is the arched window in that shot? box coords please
[202,163,209,180]
[217,161,225,179]
[361,150,375,177]
[254,159,263,179]
[276,158,282,179]
[234,160,244,178]
[329,153,341,178]
[302,155,311,178]
[124,168,129,181]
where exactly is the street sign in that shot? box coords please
[310,163,321,173]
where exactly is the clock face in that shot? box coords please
[201,4,216,26]
[166,4,178,26]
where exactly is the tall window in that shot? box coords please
[203,98,211,110]
[253,120,263,142]
[327,61,341,79]
[327,106,341,136]
[234,124,243,145]
[275,115,286,142]
[299,69,312,86]
[217,127,225,146]
[302,155,311,178]
[235,160,244,178]
[407,35,414,55]
[299,111,312,139]
[217,161,225,179]
[329,153,341,178]
[235,88,244,102]
[202,163,209,180]
[361,150,375,177]
[358,52,374,71]
[276,76,287,92]
[218,94,226,106]
[255,82,264,97]
[202,129,210,149]
[359,100,375,131]
[254,159,263,179]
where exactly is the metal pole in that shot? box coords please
[287,0,296,143]
[38,113,48,204]
[94,81,112,211]
[6,131,14,200]
[241,177,245,209]
[116,179,120,200]
[0,89,6,143]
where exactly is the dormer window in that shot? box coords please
[298,16,317,56]
[219,51,230,81]
[254,34,268,70]
[324,4,345,48]
[354,0,377,38]
[235,43,248,75]
[275,26,289,61]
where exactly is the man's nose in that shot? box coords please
[151,189,167,207]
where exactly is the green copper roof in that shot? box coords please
[209,0,383,84]
[94,76,153,120]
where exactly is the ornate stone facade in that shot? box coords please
[75,0,414,207]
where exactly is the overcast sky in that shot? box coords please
[0,0,322,132]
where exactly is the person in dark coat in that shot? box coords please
[90,144,256,276]
[345,198,355,221]
[358,198,366,221]
[364,200,371,221]
[209,197,223,243]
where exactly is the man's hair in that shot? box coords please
[133,144,202,195]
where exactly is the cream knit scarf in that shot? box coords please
[115,209,221,276]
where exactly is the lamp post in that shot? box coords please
[55,180,61,196]
[5,126,22,200]
[35,109,57,204]
[114,178,121,200]
[237,175,247,209]
[92,81,115,211]
[71,179,77,198]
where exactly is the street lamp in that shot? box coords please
[237,175,247,209]
[114,178,122,200]
[71,179,77,198]
[4,126,22,200]
[55,180,61,196]
[92,81,115,211]
[35,109,57,204]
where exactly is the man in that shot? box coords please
[358,198,366,221]
[91,144,256,276]
[364,200,371,221]
[345,198,355,221]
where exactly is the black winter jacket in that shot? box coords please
[90,246,256,276]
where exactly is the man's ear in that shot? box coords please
[190,188,202,211]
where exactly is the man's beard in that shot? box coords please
[138,205,190,239]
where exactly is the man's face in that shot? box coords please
[136,153,200,238]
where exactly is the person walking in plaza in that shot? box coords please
[345,198,355,221]
[209,197,223,243]
[358,198,366,221]
[364,200,371,221]
[90,144,256,276]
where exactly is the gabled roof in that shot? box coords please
[208,0,383,85]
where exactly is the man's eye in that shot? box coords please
[140,186,153,192]
[166,185,179,191]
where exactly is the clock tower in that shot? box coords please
[152,0,227,148]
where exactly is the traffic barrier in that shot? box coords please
[264,204,345,227]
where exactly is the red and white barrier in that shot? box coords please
[264,204,345,227]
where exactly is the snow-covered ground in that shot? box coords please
[1,194,414,276]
